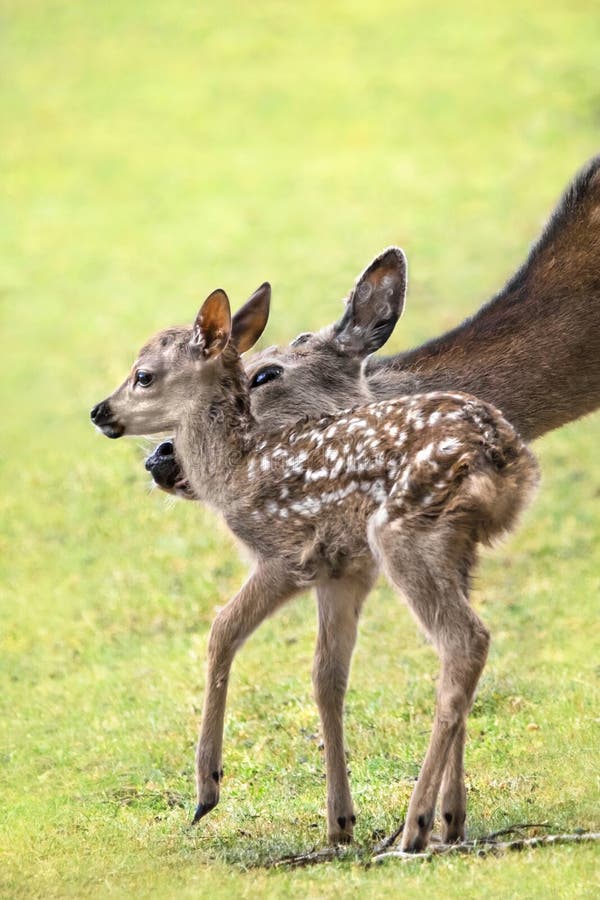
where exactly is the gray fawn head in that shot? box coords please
[91,284,271,439]
[246,247,408,428]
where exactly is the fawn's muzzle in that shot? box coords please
[90,400,124,439]
[145,440,179,488]
[145,440,193,496]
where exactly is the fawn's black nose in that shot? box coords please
[145,440,174,473]
[91,400,111,424]
[90,399,124,438]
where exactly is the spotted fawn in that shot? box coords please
[92,283,539,851]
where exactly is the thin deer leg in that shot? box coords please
[439,721,467,842]
[194,558,300,822]
[371,519,489,853]
[313,564,377,844]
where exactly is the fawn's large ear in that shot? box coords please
[231,282,271,353]
[190,289,232,358]
[333,247,407,356]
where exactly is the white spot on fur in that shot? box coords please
[347,419,367,433]
[438,437,460,454]
[286,450,308,475]
[414,443,436,466]
[291,496,322,516]
[306,467,329,482]
[330,457,344,478]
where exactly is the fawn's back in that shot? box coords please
[225,391,539,578]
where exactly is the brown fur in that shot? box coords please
[370,155,600,437]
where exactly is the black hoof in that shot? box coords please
[191,800,216,825]
[404,836,425,853]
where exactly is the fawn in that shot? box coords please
[146,154,600,498]
[92,285,538,851]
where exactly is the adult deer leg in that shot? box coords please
[193,558,299,822]
[371,520,489,852]
[313,563,377,844]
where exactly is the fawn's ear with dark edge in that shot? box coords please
[231,282,271,353]
[190,289,232,358]
[333,247,407,356]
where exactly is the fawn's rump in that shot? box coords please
[381,407,539,546]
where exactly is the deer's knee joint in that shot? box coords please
[437,687,469,727]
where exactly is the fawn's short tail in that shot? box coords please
[449,414,540,546]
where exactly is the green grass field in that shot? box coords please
[1,1,599,896]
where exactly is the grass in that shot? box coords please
[1,0,599,896]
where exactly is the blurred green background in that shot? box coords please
[1,1,599,896]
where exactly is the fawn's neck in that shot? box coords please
[176,350,254,507]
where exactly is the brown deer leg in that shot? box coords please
[313,564,377,844]
[193,559,300,823]
[439,722,467,843]
[371,519,489,853]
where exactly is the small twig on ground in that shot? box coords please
[372,831,600,864]
[271,846,355,870]
[372,821,404,855]
[480,822,552,842]
[271,829,600,869]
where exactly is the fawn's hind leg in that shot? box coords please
[370,517,489,852]
[438,549,477,844]
[313,563,377,844]
[438,722,467,843]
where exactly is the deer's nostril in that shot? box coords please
[157,441,174,457]
[91,401,111,423]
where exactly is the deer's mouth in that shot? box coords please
[90,400,125,438]
[98,422,125,439]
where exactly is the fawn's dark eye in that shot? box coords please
[135,370,153,387]
[250,365,283,389]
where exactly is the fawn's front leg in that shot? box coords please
[193,559,299,823]
[313,564,376,844]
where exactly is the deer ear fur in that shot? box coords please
[333,247,407,356]
[231,282,271,353]
[190,289,232,358]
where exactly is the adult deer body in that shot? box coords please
[148,155,600,497]
[92,286,538,851]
